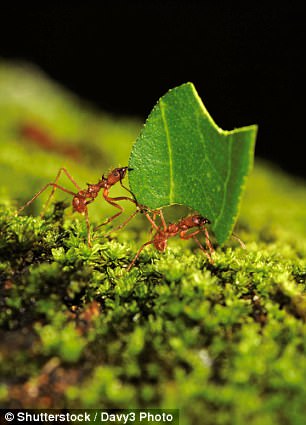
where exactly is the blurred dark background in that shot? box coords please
[1,2,305,178]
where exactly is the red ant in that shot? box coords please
[127,209,214,271]
[16,166,137,246]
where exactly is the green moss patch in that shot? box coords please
[0,62,305,425]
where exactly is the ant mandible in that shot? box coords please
[17,166,137,246]
[127,209,214,271]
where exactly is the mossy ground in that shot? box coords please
[0,62,306,425]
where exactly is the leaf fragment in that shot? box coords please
[129,83,257,244]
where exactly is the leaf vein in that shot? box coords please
[214,134,232,228]
[195,111,222,186]
[160,100,174,203]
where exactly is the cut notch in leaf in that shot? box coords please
[129,82,257,244]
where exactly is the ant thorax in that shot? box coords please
[86,183,103,197]
[167,223,179,234]
[72,184,102,213]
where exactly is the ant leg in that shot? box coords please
[42,167,81,216]
[179,229,201,240]
[202,227,214,255]
[104,209,140,236]
[143,211,160,232]
[149,211,157,234]
[180,228,214,262]
[17,183,76,215]
[106,195,137,206]
[192,236,213,263]
[159,209,167,231]
[147,209,163,234]
[127,240,154,272]
[95,194,152,232]
[94,197,127,230]
[106,205,161,237]
[101,202,159,236]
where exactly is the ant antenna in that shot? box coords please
[232,233,246,249]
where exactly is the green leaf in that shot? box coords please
[128,83,257,244]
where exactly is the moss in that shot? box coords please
[1,186,305,424]
[0,61,306,424]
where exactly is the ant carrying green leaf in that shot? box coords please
[127,209,214,271]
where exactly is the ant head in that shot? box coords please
[193,215,210,227]
[113,166,132,181]
[104,166,132,186]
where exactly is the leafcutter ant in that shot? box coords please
[127,209,214,271]
[16,167,137,246]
